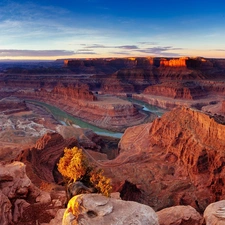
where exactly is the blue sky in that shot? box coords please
[0,0,225,59]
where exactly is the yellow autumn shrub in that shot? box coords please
[57,146,112,196]
[90,169,112,197]
[58,147,88,182]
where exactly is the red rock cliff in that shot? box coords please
[52,84,97,101]
[103,107,225,212]
[143,82,207,99]
[160,58,187,67]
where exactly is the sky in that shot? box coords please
[0,0,225,60]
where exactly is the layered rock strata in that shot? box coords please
[143,81,206,99]
[0,84,149,132]
[16,133,78,184]
[102,107,225,212]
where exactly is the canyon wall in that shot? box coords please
[102,107,225,212]
[143,81,207,99]
[0,83,149,132]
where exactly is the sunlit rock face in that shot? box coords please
[159,57,214,69]
[157,205,203,225]
[204,200,225,225]
[102,107,225,212]
[62,194,159,225]
[160,58,188,67]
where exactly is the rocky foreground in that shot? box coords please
[1,107,225,224]
[0,161,225,225]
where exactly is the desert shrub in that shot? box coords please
[90,169,112,197]
[58,147,88,183]
[58,146,112,197]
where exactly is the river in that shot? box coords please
[127,97,167,117]
[26,99,166,138]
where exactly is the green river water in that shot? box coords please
[26,99,166,138]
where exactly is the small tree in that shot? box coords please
[58,147,88,183]
[58,146,112,197]
[90,169,112,197]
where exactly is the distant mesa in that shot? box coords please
[64,56,219,70]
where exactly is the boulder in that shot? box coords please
[157,205,203,225]
[62,193,159,225]
[0,161,31,199]
[0,162,38,224]
[42,209,66,225]
[0,190,12,225]
[204,200,225,225]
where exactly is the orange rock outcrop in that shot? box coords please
[103,107,225,212]
[160,58,187,67]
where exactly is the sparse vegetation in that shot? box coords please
[58,147,112,197]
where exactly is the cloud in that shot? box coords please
[0,49,75,57]
[138,42,158,45]
[137,46,182,55]
[75,49,96,54]
[83,44,139,50]
[110,51,131,55]
[78,43,182,57]
[83,44,107,48]
[116,45,139,50]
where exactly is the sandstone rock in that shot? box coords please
[160,58,187,67]
[157,205,203,225]
[56,126,102,151]
[0,161,31,199]
[12,87,149,132]
[144,81,206,100]
[0,190,12,225]
[102,107,225,212]
[52,83,97,101]
[42,209,66,225]
[101,68,158,94]
[13,199,30,223]
[64,58,137,74]
[0,97,28,114]
[36,191,51,204]
[221,100,225,113]
[16,132,78,184]
[0,162,45,224]
[62,194,159,225]
[204,200,225,225]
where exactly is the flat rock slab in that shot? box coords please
[63,193,159,225]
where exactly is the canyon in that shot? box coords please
[1,56,225,224]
